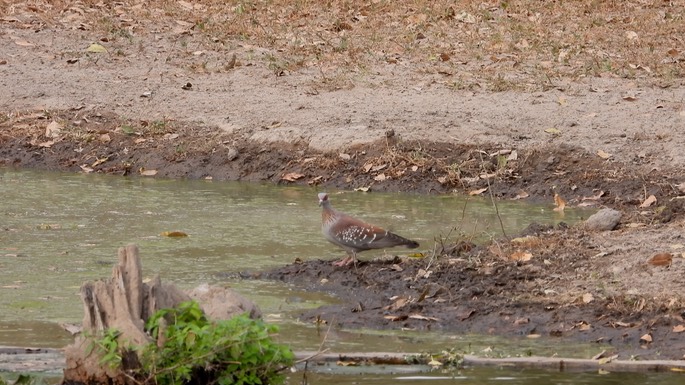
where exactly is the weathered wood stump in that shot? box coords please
[62,244,261,385]
[63,245,189,384]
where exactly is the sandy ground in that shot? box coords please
[3,2,685,361]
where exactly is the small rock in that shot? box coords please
[227,146,239,161]
[188,284,261,320]
[585,208,621,231]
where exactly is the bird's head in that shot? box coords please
[318,192,329,207]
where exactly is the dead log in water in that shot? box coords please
[4,348,685,376]
[61,244,261,385]
[292,351,685,373]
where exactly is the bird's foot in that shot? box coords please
[332,256,356,267]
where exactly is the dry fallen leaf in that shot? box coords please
[336,361,358,367]
[469,187,488,196]
[45,121,62,138]
[87,43,107,53]
[597,149,612,159]
[354,186,370,192]
[408,314,440,322]
[639,195,657,208]
[15,40,35,47]
[510,236,541,248]
[676,182,685,194]
[374,173,387,181]
[38,140,55,148]
[582,190,605,201]
[553,193,566,212]
[428,358,443,367]
[457,309,475,321]
[281,172,304,182]
[640,333,653,343]
[625,30,639,40]
[384,296,410,311]
[673,325,685,333]
[91,157,108,167]
[160,231,188,238]
[513,190,529,200]
[416,268,433,279]
[582,293,594,304]
[578,321,591,331]
[544,127,562,135]
[647,253,673,266]
[510,251,533,262]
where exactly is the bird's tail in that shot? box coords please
[383,231,419,249]
[403,239,420,249]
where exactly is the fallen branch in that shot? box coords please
[3,349,685,375]
[292,351,685,373]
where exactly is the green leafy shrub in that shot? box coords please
[141,301,293,385]
[90,328,124,368]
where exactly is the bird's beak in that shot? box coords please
[318,199,323,207]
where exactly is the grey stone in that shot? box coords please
[227,146,239,161]
[585,208,621,231]
[188,284,262,320]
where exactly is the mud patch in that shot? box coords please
[260,224,685,360]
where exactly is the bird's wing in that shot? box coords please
[330,214,415,251]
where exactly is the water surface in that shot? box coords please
[7,169,662,385]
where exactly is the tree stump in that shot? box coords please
[63,244,191,385]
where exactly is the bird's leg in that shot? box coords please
[333,251,355,267]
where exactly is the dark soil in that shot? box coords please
[260,226,685,361]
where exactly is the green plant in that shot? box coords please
[120,124,136,135]
[150,120,168,134]
[0,374,39,385]
[142,301,293,385]
[90,328,124,368]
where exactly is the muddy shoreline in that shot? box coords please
[3,114,685,360]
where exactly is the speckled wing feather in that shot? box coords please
[329,213,419,252]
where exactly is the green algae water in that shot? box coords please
[0,168,587,325]
[2,169,684,384]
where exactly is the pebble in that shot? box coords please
[227,147,239,161]
[585,208,621,231]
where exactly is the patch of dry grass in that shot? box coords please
[3,0,684,90]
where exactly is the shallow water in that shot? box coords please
[0,168,587,326]
[5,169,676,384]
